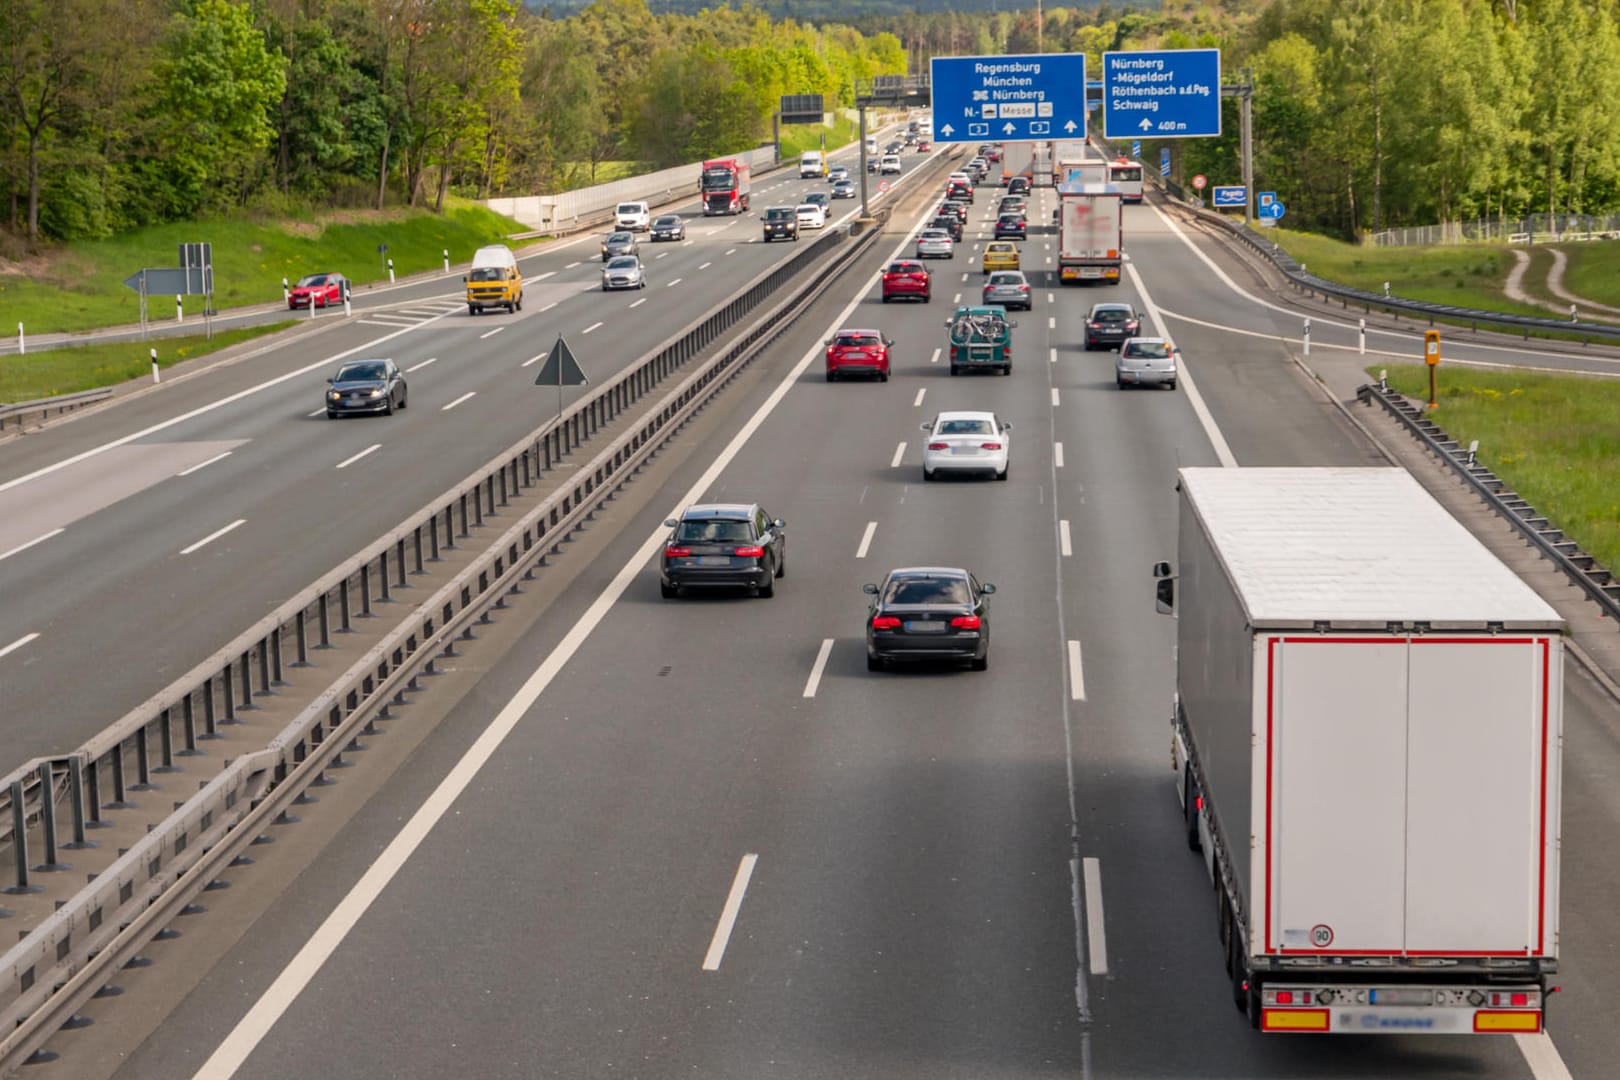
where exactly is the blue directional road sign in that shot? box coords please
[1212,185,1246,208]
[1160,148,1171,177]
[1102,48,1221,140]
[930,53,1088,144]
[1261,201,1286,220]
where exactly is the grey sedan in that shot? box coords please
[982,270,1032,310]
[326,358,407,418]
[600,231,638,261]
[1116,336,1179,389]
[831,179,857,199]
[601,255,645,291]
[915,228,955,259]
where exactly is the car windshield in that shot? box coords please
[700,169,734,191]
[766,209,792,220]
[654,216,678,227]
[677,519,752,543]
[1126,342,1172,359]
[937,418,993,435]
[338,362,387,382]
[296,274,329,287]
[606,257,638,270]
[837,332,881,347]
[1095,309,1134,323]
[469,267,502,282]
[617,204,642,214]
[885,576,970,605]
[989,273,1022,285]
[607,233,631,243]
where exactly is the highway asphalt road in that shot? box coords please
[0,136,947,763]
[86,186,1620,1078]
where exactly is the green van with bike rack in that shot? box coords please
[944,305,1017,376]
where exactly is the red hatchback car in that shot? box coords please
[825,328,893,382]
[288,272,349,309]
[881,259,931,304]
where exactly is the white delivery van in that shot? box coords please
[799,151,825,179]
[615,201,650,231]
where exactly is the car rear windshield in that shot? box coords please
[885,577,970,604]
[998,215,1023,224]
[1126,342,1172,358]
[677,519,752,543]
[938,418,993,435]
[837,332,881,346]
[1095,309,1134,322]
[989,273,1022,285]
[887,263,922,274]
[919,230,947,240]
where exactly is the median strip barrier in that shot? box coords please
[0,389,115,433]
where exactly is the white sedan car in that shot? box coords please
[796,203,828,230]
[920,410,1011,482]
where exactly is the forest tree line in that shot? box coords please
[3,0,1617,246]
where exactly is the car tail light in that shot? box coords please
[733,545,765,557]
[872,616,902,630]
[1089,321,1102,329]
[980,442,1002,450]
[927,442,949,451]
[1019,285,1029,292]
[1126,321,1139,331]
[950,615,981,629]
[665,546,691,556]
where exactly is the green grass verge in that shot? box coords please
[779,115,860,159]
[0,200,527,336]
[1560,241,1620,310]
[1269,229,1552,319]
[1,323,293,402]
[1376,362,1620,572]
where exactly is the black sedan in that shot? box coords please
[660,503,786,598]
[326,358,407,417]
[650,214,686,241]
[864,567,994,671]
[994,214,1027,240]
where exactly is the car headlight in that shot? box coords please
[369,388,384,398]
[328,391,340,400]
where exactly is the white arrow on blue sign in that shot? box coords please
[1212,185,1246,208]
[1261,201,1286,220]
[1102,48,1221,140]
[930,53,1087,144]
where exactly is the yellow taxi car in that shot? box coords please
[982,241,1020,274]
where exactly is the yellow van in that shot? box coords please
[465,245,523,315]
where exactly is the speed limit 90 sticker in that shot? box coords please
[1310,924,1335,948]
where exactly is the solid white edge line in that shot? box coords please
[180,518,246,556]
[0,528,66,562]
[1122,260,1237,468]
[178,451,233,477]
[1068,639,1086,701]
[335,444,382,470]
[802,638,834,699]
[702,854,760,971]
[190,165,942,1080]
[406,357,438,372]
[890,442,906,468]
[855,521,877,559]
[0,632,41,661]
[1059,519,1073,558]
[912,388,926,407]
[441,392,477,412]
[1082,856,1108,975]
[479,327,505,339]
[1054,441,1064,468]
[0,310,457,498]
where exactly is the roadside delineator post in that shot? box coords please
[282,277,290,304]
[16,323,22,355]
[1302,318,1311,356]
[443,249,450,273]
[176,295,183,323]
[1424,329,1441,410]
[1358,317,1366,356]
[388,258,396,284]
[151,348,160,384]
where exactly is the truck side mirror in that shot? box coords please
[1153,561,1175,615]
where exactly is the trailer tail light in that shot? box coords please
[872,616,902,630]
[950,615,981,629]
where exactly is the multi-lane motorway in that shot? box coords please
[8,156,1620,1079]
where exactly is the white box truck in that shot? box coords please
[1057,182,1123,285]
[1000,141,1035,187]
[1154,467,1563,1036]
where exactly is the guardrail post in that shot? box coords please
[130,727,155,791]
[238,651,255,710]
[360,564,375,618]
[443,505,459,549]
[84,758,109,827]
[156,707,180,771]
[317,594,333,648]
[338,578,354,633]
[63,757,96,849]
[221,662,238,723]
[180,694,203,756]
[378,550,392,603]
[202,676,221,738]
[396,538,410,588]
[6,779,41,893]
[106,742,136,809]
[35,761,68,871]
[270,626,287,684]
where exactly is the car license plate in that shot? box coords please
[904,620,946,633]
[696,556,731,566]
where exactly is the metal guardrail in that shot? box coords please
[1357,379,1620,623]
[0,148,948,1068]
[1175,197,1620,344]
[0,389,114,432]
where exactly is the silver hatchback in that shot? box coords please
[1116,336,1179,389]
[982,270,1031,311]
[601,255,645,291]
[915,228,955,259]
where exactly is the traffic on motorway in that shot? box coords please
[4,124,1618,1080]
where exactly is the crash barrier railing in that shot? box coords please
[1371,213,1620,248]
[1357,378,1620,625]
[0,150,951,1067]
[0,389,114,433]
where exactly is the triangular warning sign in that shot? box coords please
[533,336,589,387]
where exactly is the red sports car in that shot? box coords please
[288,272,350,309]
[825,327,893,382]
[881,259,931,304]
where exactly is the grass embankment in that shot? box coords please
[1561,241,1620,309]
[779,115,861,159]
[0,201,527,336]
[1378,363,1620,571]
[1268,229,1552,318]
[1,323,292,403]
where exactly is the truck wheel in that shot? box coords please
[468,304,477,316]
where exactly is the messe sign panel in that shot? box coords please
[929,53,1087,143]
[1102,48,1221,139]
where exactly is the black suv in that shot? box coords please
[762,207,799,242]
[660,503,787,598]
